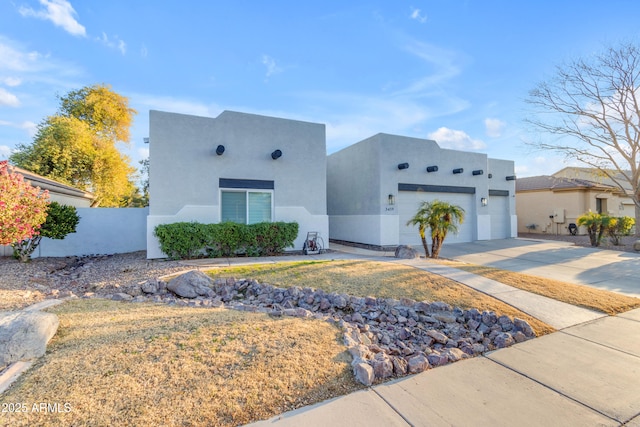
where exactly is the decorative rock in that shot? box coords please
[141,279,159,294]
[372,353,394,379]
[167,270,214,299]
[634,240,640,251]
[494,332,515,348]
[513,318,535,337]
[353,362,375,386]
[0,311,59,365]
[407,354,430,373]
[140,272,537,385]
[426,329,449,344]
[111,293,133,301]
[394,245,420,259]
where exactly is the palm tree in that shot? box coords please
[577,210,613,247]
[406,202,433,257]
[407,200,465,259]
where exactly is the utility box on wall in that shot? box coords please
[553,208,565,223]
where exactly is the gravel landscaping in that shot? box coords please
[0,252,186,311]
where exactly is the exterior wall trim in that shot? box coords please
[489,189,509,196]
[219,178,275,189]
[398,183,476,194]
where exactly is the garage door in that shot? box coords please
[489,193,510,239]
[398,191,475,247]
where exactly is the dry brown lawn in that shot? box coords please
[1,299,360,427]
[444,262,640,316]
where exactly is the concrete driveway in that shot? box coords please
[439,238,640,297]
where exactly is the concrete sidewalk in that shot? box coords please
[246,241,640,426]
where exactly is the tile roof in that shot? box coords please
[516,175,618,192]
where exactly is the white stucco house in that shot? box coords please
[327,133,517,249]
[146,110,328,259]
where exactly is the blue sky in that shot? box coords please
[1,1,640,178]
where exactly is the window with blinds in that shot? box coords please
[221,190,272,224]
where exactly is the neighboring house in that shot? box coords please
[1,162,96,256]
[5,162,96,208]
[146,110,328,259]
[516,168,634,235]
[327,133,517,249]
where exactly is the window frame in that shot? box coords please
[220,188,274,224]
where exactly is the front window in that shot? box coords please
[221,190,272,224]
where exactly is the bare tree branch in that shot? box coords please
[525,42,640,235]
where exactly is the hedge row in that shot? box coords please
[154,221,299,259]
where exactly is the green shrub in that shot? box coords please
[12,202,80,262]
[250,222,299,255]
[154,222,209,260]
[155,221,299,259]
[606,216,635,245]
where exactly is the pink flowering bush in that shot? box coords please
[0,161,50,246]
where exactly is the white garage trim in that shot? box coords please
[489,190,510,239]
[398,183,475,247]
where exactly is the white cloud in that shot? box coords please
[0,88,20,107]
[394,40,464,97]
[2,77,22,87]
[485,118,506,137]
[0,120,37,137]
[131,93,217,117]
[0,145,12,159]
[140,44,148,58]
[97,32,127,55]
[19,0,86,37]
[427,127,486,150]
[410,8,427,24]
[0,38,43,72]
[262,54,283,79]
[137,147,149,159]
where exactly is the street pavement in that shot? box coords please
[246,238,640,427]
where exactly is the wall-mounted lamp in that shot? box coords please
[426,165,438,173]
[215,145,225,156]
[619,202,625,211]
[481,197,488,207]
[398,163,409,170]
[472,169,484,176]
[388,194,395,205]
[488,173,493,179]
[143,137,149,144]
[506,175,516,181]
[271,149,282,160]
[453,168,464,174]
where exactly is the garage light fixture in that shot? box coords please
[488,173,493,179]
[215,145,225,156]
[398,163,409,170]
[506,175,516,181]
[453,168,463,174]
[271,149,282,160]
[481,197,488,207]
[388,194,395,205]
[472,169,484,176]
[426,165,438,173]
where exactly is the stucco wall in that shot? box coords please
[515,189,631,235]
[147,110,328,258]
[33,208,148,257]
[327,133,517,247]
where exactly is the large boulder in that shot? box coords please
[167,270,214,299]
[0,311,59,365]
[634,240,640,251]
[395,245,420,259]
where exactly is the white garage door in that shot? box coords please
[398,191,475,247]
[489,194,510,239]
